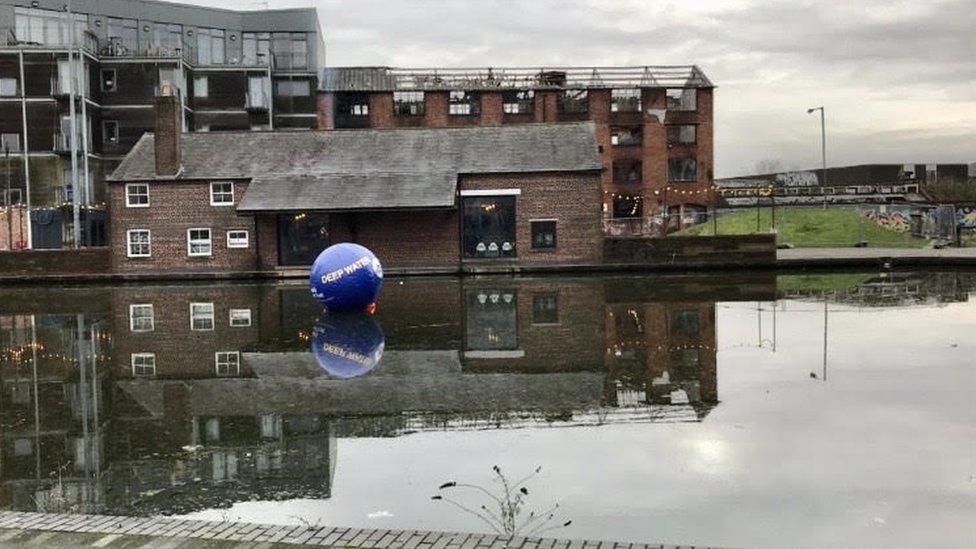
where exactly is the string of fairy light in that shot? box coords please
[0,203,107,216]
[0,331,113,363]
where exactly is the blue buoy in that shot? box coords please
[311,313,385,379]
[309,243,383,313]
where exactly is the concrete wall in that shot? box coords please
[0,246,108,275]
[603,234,776,267]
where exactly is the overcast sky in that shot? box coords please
[195,0,974,177]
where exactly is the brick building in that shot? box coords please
[106,90,603,273]
[0,0,323,247]
[318,66,716,233]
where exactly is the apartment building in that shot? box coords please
[318,66,715,233]
[0,0,324,247]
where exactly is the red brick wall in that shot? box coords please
[109,179,258,273]
[254,214,278,270]
[317,92,335,130]
[369,92,394,128]
[480,92,503,125]
[643,89,669,211]
[424,92,449,127]
[327,210,460,270]
[460,172,603,264]
[534,91,559,122]
[0,208,28,251]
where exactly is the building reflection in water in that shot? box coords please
[0,273,789,516]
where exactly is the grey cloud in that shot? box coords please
[186,0,974,176]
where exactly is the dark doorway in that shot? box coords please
[277,212,330,266]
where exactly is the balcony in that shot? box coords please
[98,39,193,65]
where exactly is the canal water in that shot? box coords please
[0,272,973,548]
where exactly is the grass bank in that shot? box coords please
[675,207,931,248]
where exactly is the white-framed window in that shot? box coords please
[393,91,424,116]
[190,302,215,331]
[131,353,156,377]
[126,229,151,258]
[125,183,149,207]
[449,90,479,116]
[215,351,240,376]
[129,304,154,332]
[229,308,252,327]
[187,228,212,257]
[227,230,249,249]
[194,76,208,98]
[210,181,234,206]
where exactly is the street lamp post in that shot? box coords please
[4,144,11,251]
[807,106,827,209]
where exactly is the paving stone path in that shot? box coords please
[0,512,717,549]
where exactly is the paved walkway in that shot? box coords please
[777,246,976,267]
[0,512,715,549]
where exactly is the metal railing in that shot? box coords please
[604,203,968,247]
[322,65,713,92]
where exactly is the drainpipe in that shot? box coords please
[67,0,81,248]
[19,50,31,249]
[80,67,91,208]
[5,146,11,250]
[267,64,274,130]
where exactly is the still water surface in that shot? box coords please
[0,272,974,548]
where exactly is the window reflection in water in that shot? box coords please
[464,287,518,351]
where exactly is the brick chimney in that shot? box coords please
[154,81,182,177]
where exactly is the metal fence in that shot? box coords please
[0,205,107,251]
[603,203,971,247]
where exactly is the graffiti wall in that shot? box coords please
[858,205,957,241]
[955,206,976,229]
[860,208,912,233]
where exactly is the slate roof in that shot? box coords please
[109,123,601,211]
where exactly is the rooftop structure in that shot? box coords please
[321,65,713,92]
